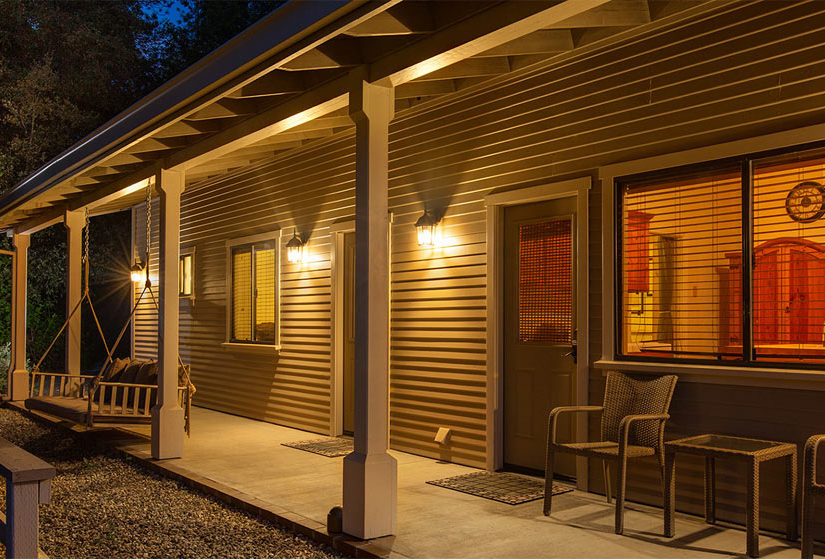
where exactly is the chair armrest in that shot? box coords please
[804,434,825,490]
[618,413,670,451]
[547,406,604,445]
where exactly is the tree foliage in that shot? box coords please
[0,0,283,385]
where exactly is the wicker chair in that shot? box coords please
[802,434,825,558]
[543,371,677,535]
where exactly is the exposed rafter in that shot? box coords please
[345,3,434,36]
[546,0,651,28]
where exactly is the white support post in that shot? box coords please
[151,169,185,459]
[342,75,397,539]
[8,233,29,401]
[65,210,84,388]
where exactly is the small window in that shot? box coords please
[230,240,277,344]
[179,251,194,297]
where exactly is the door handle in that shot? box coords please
[564,343,578,364]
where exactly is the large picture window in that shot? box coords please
[230,240,277,344]
[618,145,825,366]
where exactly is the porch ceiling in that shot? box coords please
[0,0,715,233]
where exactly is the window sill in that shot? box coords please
[221,342,280,354]
[593,359,825,391]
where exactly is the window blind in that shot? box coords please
[232,249,252,341]
[254,246,276,343]
[620,165,743,360]
[752,148,825,362]
[518,218,572,344]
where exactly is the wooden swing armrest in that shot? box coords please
[95,381,156,389]
[34,372,95,379]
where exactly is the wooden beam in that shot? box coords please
[251,128,335,147]
[187,98,257,121]
[369,0,613,86]
[281,37,362,70]
[225,70,306,98]
[130,137,188,153]
[227,141,303,160]
[153,120,219,138]
[544,0,651,28]
[414,57,511,81]
[168,77,350,171]
[104,152,155,166]
[395,80,456,99]
[477,29,574,56]
[345,2,434,36]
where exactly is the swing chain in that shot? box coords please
[145,182,152,266]
[83,207,90,264]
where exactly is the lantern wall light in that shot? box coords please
[130,259,147,284]
[415,208,441,248]
[287,228,305,263]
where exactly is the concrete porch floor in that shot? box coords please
[112,406,804,558]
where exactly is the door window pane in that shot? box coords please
[518,219,572,344]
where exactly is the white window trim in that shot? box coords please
[597,122,825,389]
[224,230,282,351]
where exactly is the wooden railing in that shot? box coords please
[0,437,55,558]
[30,372,93,399]
[30,371,187,422]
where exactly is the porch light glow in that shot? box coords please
[415,209,439,247]
[286,229,304,263]
[130,260,146,284]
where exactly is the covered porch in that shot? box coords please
[105,406,798,559]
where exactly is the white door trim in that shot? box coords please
[329,219,355,436]
[484,176,591,489]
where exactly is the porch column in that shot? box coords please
[64,210,84,381]
[151,169,185,459]
[9,233,30,401]
[342,76,397,539]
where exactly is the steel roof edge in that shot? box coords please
[0,0,358,222]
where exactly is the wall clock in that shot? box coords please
[785,181,825,223]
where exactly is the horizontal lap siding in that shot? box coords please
[134,0,825,479]
[133,136,357,434]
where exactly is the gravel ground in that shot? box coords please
[0,407,344,558]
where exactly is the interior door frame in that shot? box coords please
[485,176,591,488]
[330,219,356,436]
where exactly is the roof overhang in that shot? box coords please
[0,0,720,234]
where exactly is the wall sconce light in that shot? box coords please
[415,209,440,247]
[287,228,305,263]
[130,259,146,284]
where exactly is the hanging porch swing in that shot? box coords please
[24,187,195,433]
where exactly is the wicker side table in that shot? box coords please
[663,434,798,558]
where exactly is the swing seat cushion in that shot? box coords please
[24,396,89,424]
[103,357,131,381]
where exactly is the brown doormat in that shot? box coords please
[281,437,353,457]
[426,471,573,505]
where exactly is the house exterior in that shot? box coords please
[3,0,825,541]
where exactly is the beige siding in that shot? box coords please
[133,0,825,495]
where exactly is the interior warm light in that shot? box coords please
[130,260,146,284]
[287,229,305,263]
[415,209,440,247]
